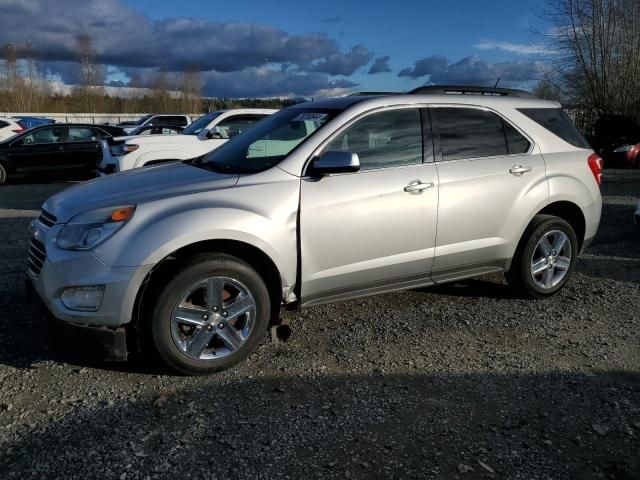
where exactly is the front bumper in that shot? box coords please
[27,280,128,360]
[27,219,153,333]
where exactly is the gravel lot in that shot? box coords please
[0,171,639,479]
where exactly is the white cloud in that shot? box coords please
[474,40,553,56]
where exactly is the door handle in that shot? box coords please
[509,165,532,175]
[404,181,435,194]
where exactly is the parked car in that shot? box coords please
[0,116,25,142]
[15,116,56,129]
[127,125,184,136]
[0,124,126,184]
[28,86,602,374]
[589,114,640,168]
[117,114,191,134]
[98,109,276,174]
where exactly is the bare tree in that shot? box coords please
[542,0,640,120]
[177,65,203,113]
[75,34,105,112]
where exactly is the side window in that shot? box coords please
[324,108,423,171]
[21,127,65,145]
[503,122,530,154]
[216,115,266,139]
[68,127,97,142]
[0,121,8,128]
[433,108,507,161]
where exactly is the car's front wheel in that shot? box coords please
[506,215,578,299]
[151,253,271,375]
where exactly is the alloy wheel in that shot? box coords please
[529,230,572,289]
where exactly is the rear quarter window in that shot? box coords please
[518,108,590,149]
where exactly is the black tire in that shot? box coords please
[0,163,7,185]
[151,253,271,375]
[505,215,578,299]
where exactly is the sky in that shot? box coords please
[0,0,551,98]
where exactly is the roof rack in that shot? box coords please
[348,91,401,97]
[408,85,537,99]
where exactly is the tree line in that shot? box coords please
[0,35,297,114]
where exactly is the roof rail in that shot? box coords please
[348,91,401,97]
[408,85,537,99]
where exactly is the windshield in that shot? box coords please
[196,108,337,174]
[183,112,222,135]
[133,114,153,125]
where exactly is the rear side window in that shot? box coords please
[504,122,530,154]
[161,116,188,126]
[433,108,507,161]
[0,120,8,128]
[518,108,590,148]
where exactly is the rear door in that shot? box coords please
[430,106,547,280]
[7,126,68,173]
[63,126,103,171]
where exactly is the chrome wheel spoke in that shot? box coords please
[207,278,224,311]
[217,325,244,351]
[187,327,216,357]
[538,235,553,255]
[556,256,571,270]
[544,268,554,288]
[173,306,208,326]
[225,295,255,322]
[531,258,548,276]
[553,233,568,253]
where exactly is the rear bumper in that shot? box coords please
[26,279,128,361]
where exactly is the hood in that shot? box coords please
[43,162,238,223]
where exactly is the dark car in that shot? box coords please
[590,115,640,168]
[127,124,184,136]
[0,124,127,185]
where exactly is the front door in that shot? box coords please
[8,126,68,173]
[63,126,102,171]
[299,107,439,305]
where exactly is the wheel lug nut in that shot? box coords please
[207,326,212,331]
[202,315,208,320]
[212,306,218,312]
[218,323,224,329]
[223,312,228,317]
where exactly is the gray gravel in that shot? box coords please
[0,170,639,479]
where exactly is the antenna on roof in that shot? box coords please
[494,77,501,88]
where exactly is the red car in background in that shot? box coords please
[590,115,640,168]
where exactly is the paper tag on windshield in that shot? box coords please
[292,112,328,122]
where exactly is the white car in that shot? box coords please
[98,109,277,174]
[0,117,24,142]
[117,114,192,134]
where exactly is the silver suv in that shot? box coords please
[27,86,603,374]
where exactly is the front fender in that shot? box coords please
[92,173,300,292]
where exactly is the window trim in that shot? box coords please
[302,104,431,177]
[429,104,534,163]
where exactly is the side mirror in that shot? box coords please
[311,151,360,175]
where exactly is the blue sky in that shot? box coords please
[0,0,549,97]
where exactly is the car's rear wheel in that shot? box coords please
[506,215,578,299]
[151,253,270,375]
[0,163,7,185]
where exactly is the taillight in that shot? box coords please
[588,153,604,186]
[11,128,23,134]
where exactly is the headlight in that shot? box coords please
[613,144,633,153]
[57,206,135,250]
[110,143,139,156]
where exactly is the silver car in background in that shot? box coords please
[27,86,602,375]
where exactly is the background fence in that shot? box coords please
[4,108,600,133]
[0,112,198,125]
